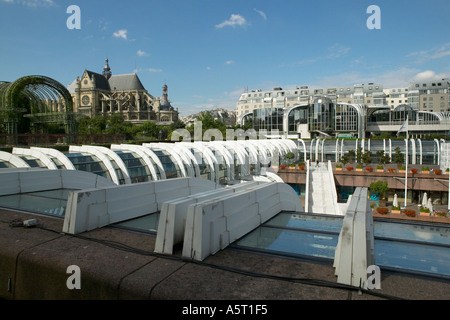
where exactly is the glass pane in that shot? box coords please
[115,213,160,233]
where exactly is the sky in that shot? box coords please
[0,0,449,117]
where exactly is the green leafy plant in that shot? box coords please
[392,147,404,164]
[435,211,447,217]
[370,181,390,201]
[376,207,389,214]
[403,209,416,217]
[391,206,400,211]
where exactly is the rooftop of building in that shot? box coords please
[1,207,449,301]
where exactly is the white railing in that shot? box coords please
[305,159,310,212]
[328,160,341,215]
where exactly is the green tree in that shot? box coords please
[392,147,404,164]
[361,150,372,166]
[370,180,390,201]
[376,150,390,164]
[340,154,351,167]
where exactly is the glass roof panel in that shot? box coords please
[0,189,74,217]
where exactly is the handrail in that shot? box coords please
[305,159,310,212]
[328,160,340,215]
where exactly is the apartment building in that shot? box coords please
[383,88,409,109]
[408,78,450,113]
[236,83,385,119]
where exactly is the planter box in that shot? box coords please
[356,168,363,172]
[377,169,384,172]
[422,171,429,174]
[391,210,401,214]
[399,170,406,173]
[420,212,431,217]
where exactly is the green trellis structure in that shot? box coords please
[0,75,80,143]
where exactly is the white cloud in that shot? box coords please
[327,44,351,59]
[137,50,148,57]
[298,44,350,65]
[113,29,128,40]
[215,14,247,28]
[225,60,234,65]
[254,8,267,20]
[310,68,449,89]
[147,68,163,73]
[411,70,450,82]
[408,43,450,62]
[2,0,54,6]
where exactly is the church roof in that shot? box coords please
[86,70,111,91]
[108,73,145,91]
[67,60,147,93]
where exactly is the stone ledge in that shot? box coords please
[1,209,449,300]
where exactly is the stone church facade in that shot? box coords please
[68,59,178,124]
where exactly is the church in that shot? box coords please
[67,59,179,124]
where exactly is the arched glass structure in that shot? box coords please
[0,138,445,187]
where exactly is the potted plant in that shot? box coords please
[391,205,401,214]
[403,209,416,217]
[435,211,447,218]
[356,165,363,172]
[336,164,342,171]
[434,169,442,175]
[422,166,429,174]
[280,164,287,170]
[376,207,389,215]
[446,168,449,175]
[285,151,295,165]
[376,165,384,172]
[289,163,296,170]
[346,166,354,171]
[370,181,390,207]
[298,162,305,170]
[398,165,406,173]
[387,167,396,173]
[419,207,430,216]
[365,166,374,172]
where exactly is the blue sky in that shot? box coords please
[1,0,449,116]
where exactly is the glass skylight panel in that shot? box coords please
[0,189,73,217]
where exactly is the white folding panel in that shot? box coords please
[182,182,303,261]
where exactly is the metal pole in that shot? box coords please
[404,115,408,207]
